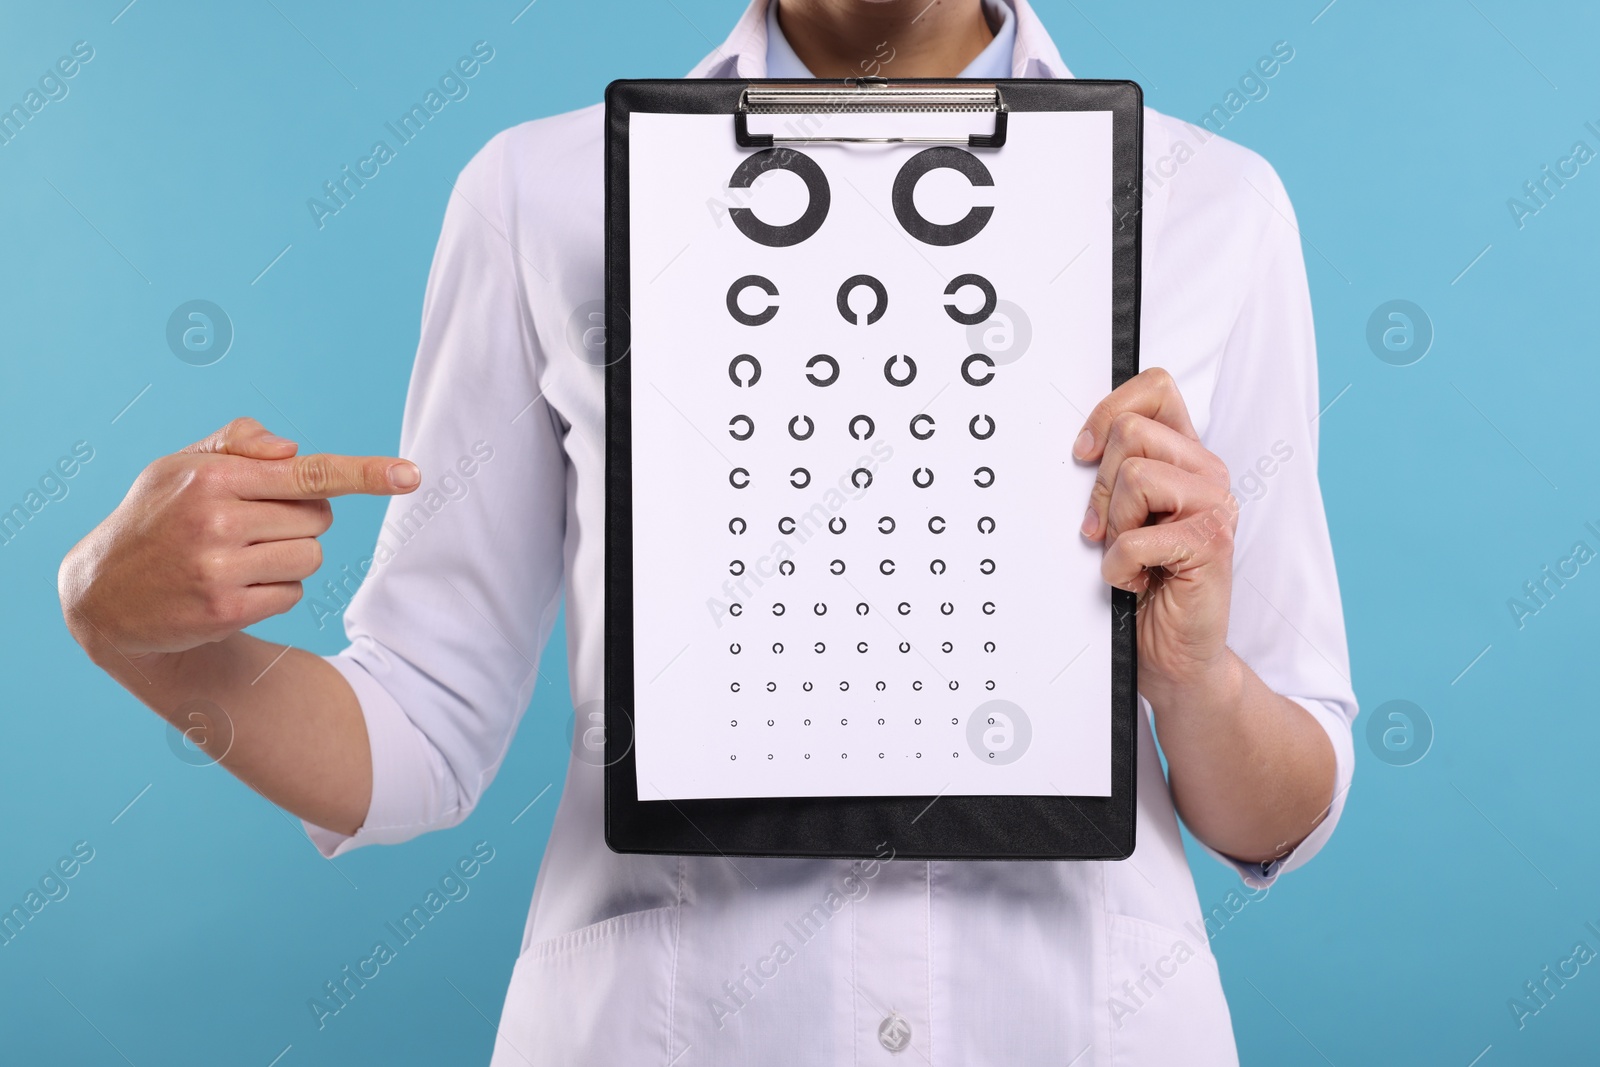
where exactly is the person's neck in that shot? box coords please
[775,0,996,78]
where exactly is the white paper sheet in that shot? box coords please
[627,110,1114,800]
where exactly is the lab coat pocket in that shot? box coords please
[491,905,677,1067]
[1106,913,1237,1067]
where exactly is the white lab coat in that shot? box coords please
[305,2,1357,1062]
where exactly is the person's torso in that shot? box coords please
[485,102,1257,1067]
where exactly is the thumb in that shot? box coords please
[181,417,299,462]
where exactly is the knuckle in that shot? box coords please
[1108,410,1142,445]
[182,457,228,496]
[149,453,198,490]
[293,457,332,496]
[1188,510,1234,551]
[303,539,324,574]
[1092,467,1113,499]
[198,506,237,544]
[193,550,229,591]
[1121,457,1148,486]
[201,459,234,490]
[1092,404,1120,439]
[202,586,244,629]
[357,461,384,494]
[1145,366,1176,391]
[222,416,259,440]
[1101,544,1137,590]
[311,498,335,532]
[133,458,173,497]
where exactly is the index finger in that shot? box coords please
[233,453,421,500]
[1072,367,1198,462]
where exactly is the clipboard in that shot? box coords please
[604,77,1142,860]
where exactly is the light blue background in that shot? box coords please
[2,1,1595,1063]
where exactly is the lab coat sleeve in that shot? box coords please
[301,128,568,857]
[1195,157,1358,888]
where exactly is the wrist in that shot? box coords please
[1140,648,1244,718]
[60,585,149,674]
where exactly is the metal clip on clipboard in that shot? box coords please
[734,77,1009,149]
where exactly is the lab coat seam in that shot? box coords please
[924,861,934,1067]
[667,856,685,1062]
[851,892,860,1067]
[1102,860,1115,1067]
[489,127,526,303]
[489,124,556,422]
[1205,164,1285,432]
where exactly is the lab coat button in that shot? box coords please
[878,1013,911,1052]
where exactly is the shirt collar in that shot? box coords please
[761,0,811,80]
[686,0,1071,80]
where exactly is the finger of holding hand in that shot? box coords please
[1101,515,1234,593]
[1102,460,1231,545]
[1072,368,1198,464]
[1083,413,1228,540]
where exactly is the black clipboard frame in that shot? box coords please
[603,78,1143,860]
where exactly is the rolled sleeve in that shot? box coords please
[303,650,465,858]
